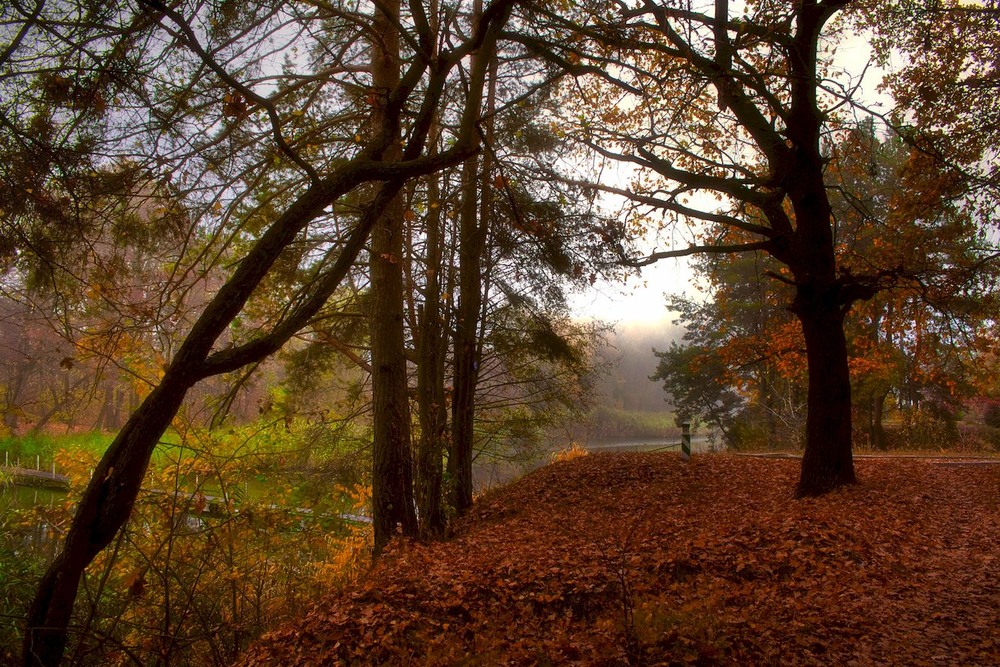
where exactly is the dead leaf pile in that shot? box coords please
[239,454,999,666]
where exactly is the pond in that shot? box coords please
[2,437,718,557]
[472,435,720,490]
[0,484,66,562]
[0,484,64,511]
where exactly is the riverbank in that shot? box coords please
[241,452,1000,666]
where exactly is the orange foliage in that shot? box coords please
[549,441,590,464]
[240,453,999,666]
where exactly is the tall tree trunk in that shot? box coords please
[449,25,494,514]
[370,0,418,554]
[777,1,858,497]
[792,284,857,497]
[413,0,447,537]
[449,154,483,514]
[415,149,448,537]
[370,195,418,552]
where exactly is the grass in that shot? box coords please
[0,431,114,468]
[578,406,677,441]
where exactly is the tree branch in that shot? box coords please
[623,240,773,267]
[555,176,776,238]
[139,0,322,184]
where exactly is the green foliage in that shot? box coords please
[651,342,743,438]
[0,418,377,663]
[0,514,47,664]
[473,307,604,463]
[6,420,374,666]
[0,432,113,466]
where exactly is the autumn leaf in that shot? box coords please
[238,454,1000,667]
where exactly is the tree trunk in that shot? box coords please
[449,153,483,514]
[793,285,857,497]
[870,390,888,451]
[449,25,494,514]
[370,0,418,555]
[413,0,447,540]
[415,156,448,537]
[23,374,190,667]
[370,195,418,552]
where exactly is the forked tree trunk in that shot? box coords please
[449,20,494,514]
[415,165,448,537]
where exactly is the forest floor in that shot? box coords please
[240,453,999,666]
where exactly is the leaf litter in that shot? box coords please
[239,453,999,666]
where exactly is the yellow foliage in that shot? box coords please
[550,442,589,464]
[313,484,373,586]
[39,437,379,665]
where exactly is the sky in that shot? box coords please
[569,257,698,326]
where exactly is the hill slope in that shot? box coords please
[240,453,999,666]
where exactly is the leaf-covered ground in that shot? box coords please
[239,453,999,666]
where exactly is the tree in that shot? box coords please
[523,0,998,495]
[653,119,996,452]
[652,340,744,440]
[2,0,515,663]
[399,26,614,518]
[413,143,450,538]
[449,58,495,512]
[652,249,804,449]
[859,0,1000,200]
[368,0,420,554]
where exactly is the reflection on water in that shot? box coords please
[0,484,66,562]
[585,435,717,453]
[472,436,721,491]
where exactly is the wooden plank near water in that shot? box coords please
[0,467,70,490]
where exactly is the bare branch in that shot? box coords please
[139,0,321,184]
[624,240,773,267]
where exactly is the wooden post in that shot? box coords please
[681,422,691,461]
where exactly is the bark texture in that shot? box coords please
[449,24,495,513]
[416,167,448,537]
[792,284,857,496]
[370,0,418,554]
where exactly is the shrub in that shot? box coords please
[885,408,959,450]
[550,442,589,464]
